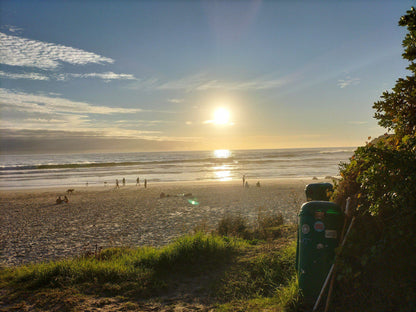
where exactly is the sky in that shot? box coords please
[0,0,414,154]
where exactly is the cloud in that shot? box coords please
[128,73,290,92]
[168,98,184,103]
[0,32,114,69]
[67,72,136,81]
[337,76,360,88]
[0,70,136,82]
[0,128,200,154]
[2,25,24,34]
[348,121,368,125]
[0,70,50,80]
[0,88,141,115]
[0,88,180,145]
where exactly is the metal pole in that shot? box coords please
[312,216,355,312]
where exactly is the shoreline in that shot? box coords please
[0,176,339,192]
[0,178,332,267]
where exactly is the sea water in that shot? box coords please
[0,148,354,189]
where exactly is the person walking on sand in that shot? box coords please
[116,179,120,188]
[144,179,147,188]
[136,177,140,186]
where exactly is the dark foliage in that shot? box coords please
[331,7,416,311]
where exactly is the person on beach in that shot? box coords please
[64,195,69,203]
[144,179,147,188]
[116,179,120,188]
[243,175,246,187]
[122,177,126,186]
[56,196,63,204]
[136,177,140,186]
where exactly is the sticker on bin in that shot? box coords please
[313,221,325,232]
[325,230,337,239]
[301,224,310,234]
[316,243,324,249]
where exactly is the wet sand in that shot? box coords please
[0,179,317,267]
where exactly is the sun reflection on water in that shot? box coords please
[213,149,231,158]
[213,164,232,181]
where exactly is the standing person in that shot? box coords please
[122,177,126,186]
[136,177,140,186]
[144,179,147,188]
[242,175,246,187]
[116,179,120,188]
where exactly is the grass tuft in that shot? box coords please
[1,218,300,311]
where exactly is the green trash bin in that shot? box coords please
[296,201,344,303]
[305,183,333,201]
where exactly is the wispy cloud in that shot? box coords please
[0,70,136,82]
[0,88,179,143]
[2,25,24,34]
[337,76,360,88]
[129,73,291,92]
[0,88,141,115]
[0,32,114,69]
[0,70,50,80]
[167,98,184,104]
[348,121,368,125]
[67,72,136,81]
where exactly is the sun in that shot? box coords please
[213,107,230,125]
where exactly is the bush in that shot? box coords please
[255,212,284,240]
[331,135,416,311]
[217,215,250,239]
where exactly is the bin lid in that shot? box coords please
[299,201,342,216]
[305,183,333,201]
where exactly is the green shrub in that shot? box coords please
[332,135,416,311]
[217,214,250,239]
[255,212,284,240]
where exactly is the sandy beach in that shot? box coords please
[0,179,320,267]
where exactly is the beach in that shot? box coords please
[0,179,321,267]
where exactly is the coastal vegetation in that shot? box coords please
[329,7,416,311]
[0,215,300,311]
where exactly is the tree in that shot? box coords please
[373,7,416,137]
[330,8,416,311]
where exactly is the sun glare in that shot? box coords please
[213,107,230,125]
[214,149,231,158]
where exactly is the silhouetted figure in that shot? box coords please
[256,181,261,187]
[64,195,69,203]
[116,179,120,188]
[122,177,126,186]
[144,179,147,188]
[136,177,140,186]
[245,181,249,188]
[56,196,63,204]
[242,175,246,187]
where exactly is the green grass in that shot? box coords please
[1,220,301,311]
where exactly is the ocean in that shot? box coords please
[0,148,354,189]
